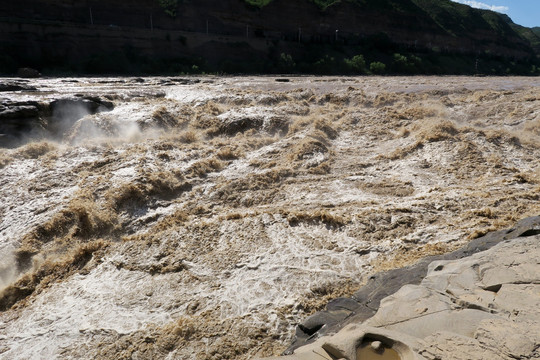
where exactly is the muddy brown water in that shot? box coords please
[357,342,401,360]
[0,76,539,359]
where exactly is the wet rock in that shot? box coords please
[297,309,352,339]
[0,104,40,120]
[47,97,114,137]
[502,215,540,239]
[17,68,41,78]
[171,78,200,85]
[50,97,113,117]
[0,96,114,147]
[0,82,37,92]
[219,116,264,136]
[158,78,200,86]
[294,299,363,345]
[0,102,46,147]
[326,297,362,313]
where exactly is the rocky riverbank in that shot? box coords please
[263,216,540,359]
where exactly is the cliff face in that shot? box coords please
[0,0,538,74]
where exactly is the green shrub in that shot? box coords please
[344,54,366,73]
[369,61,386,74]
[278,53,296,73]
[158,0,179,17]
[244,0,273,8]
[314,55,338,74]
[392,53,422,73]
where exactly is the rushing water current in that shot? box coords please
[0,76,539,359]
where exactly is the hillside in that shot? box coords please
[0,0,538,74]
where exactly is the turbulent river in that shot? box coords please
[0,76,539,359]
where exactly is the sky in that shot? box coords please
[451,0,540,28]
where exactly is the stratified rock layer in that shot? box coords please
[0,95,114,147]
[261,219,540,360]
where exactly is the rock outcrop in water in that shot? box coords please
[16,68,41,79]
[261,216,540,360]
[0,95,114,147]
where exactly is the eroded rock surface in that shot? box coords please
[286,216,540,352]
[263,224,540,360]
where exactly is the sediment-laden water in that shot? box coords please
[0,76,539,359]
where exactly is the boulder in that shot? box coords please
[0,101,46,147]
[0,96,114,147]
[17,68,41,78]
[0,104,40,120]
[0,82,37,92]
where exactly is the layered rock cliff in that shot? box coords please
[0,0,539,74]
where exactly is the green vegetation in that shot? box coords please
[269,0,540,48]
[20,40,537,76]
[511,24,540,54]
[157,0,179,17]
[408,0,518,39]
[243,0,426,12]
[244,0,273,8]
[278,53,296,72]
[244,0,340,10]
[313,55,338,73]
[369,61,386,74]
[392,53,422,73]
[344,55,367,73]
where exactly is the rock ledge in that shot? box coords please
[260,217,540,360]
